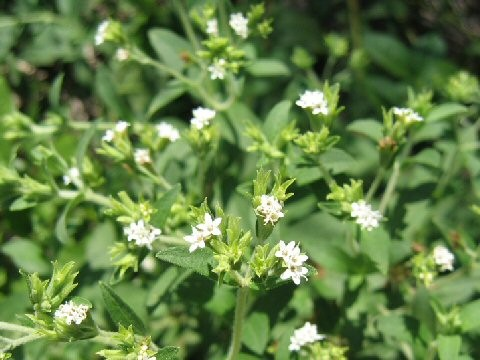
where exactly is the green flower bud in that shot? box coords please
[444,71,480,104]
[325,33,349,58]
[294,127,340,155]
[291,47,315,69]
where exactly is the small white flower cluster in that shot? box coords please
[433,245,454,272]
[275,241,309,285]
[63,167,80,186]
[102,120,130,142]
[184,213,222,253]
[350,200,382,231]
[289,321,325,352]
[95,20,110,46]
[115,48,129,61]
[54,300,89,325]
[156,122,180,142]
[229,13,249,39]
[296,90,329,115]
[134,148,151,165]
[137,343,156,360]
[392,107,423,123]
[255,195,284,225]
[208,58,227,80]
[190,107,216,129]
[124,220,161,249]
[206,19,219,37]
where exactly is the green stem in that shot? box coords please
[226,287,249,360]
[365,166,386,202]
[379,161,400,213]
[0,333,43,352]
[173,0,201,51]
[137,166,172,190]
[347,0,362,50]
[317,158,336,190]
[322,55,336,80]
[0,322,34,334]
[58,189,111,207]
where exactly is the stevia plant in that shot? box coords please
[1,0,480,359]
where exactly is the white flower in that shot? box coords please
[191,107,216,129]
[95,20,110,46]
[289,322,325,352]
[433,245,454,272]
[184,226,208,253]
[156,122,180,142]
[63,167,80,186]
[115,48,129,61]
[207,58,227,80]
[229,13,248,39]
[134,148,151,165]
[296,90,329,115]
[206,19,219,36]
[115,120,130,132]
[255,195,284,225]
[350,200,382,231]
[54,301,89,325]
[392,107,423,123]
[196,213,222,237]
[137,343,156,360]
[124,220,161,249]
[102,129,115,142]
[276,240,309,285]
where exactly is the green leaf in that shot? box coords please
[425,103,468,123]
[363,32,411,79]
[263,100,291,142]
[76,122,97,173]
[318,148,356,174]
[347,118,383,142]
[360,226,390,275]
[95,65,129,117]
[148,28,192,72]
[0,75,15,116]
[147,82,185,118]
[246,58,290,77]
[242,312,270,355]
[85,222,116,270]
[55,193,84,244]
[99,282,146,334]
[146,266,179,307]
[9,197,37,211]
[49,73,64,108]
[1,238,50,275]
[150,184,181,229]
[157,346,180,360]
[410,148,442,168]
[460,299,480,332]
[156,246,214,277]
[437,335,461,360]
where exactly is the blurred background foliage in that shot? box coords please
[1,0,480,359]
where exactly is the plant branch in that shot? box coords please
[0,322,35,334]
[365,166,386,202]
[379,161,400,213]
[226,287,249,360]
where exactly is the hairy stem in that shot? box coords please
[0,322,34,334]
[365,166,386,202]
[379,161,400,213]
[172,0,201,51]
[317,159,336,190]
[58,189,111,207]
[0,333,43,352]
[226,287,249,360]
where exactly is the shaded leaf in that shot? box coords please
[150,184,181,229]
[246,59,290,77]
[156,246,214,277]
[242,312,270,355]
[1,238,50,275]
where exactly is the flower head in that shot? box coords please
[137,342,156,360]
[433,245,454,272]
[206,19,219,36]
[289,322,325,352]
[191,107,216,129]
[54,301,89,325]
[134,148,151,165]
[102,121,129,142]
[208,58,227,80]
[184,226,208,253]
[156,122,180,142]
[229,13,249,39]
[350,200,382,231]
[276,240,309,285]
[102,129,115,142]
[95,20,110,46]
[392,107,423,123]
[115,48,129,61]
[115,121,130,132]
[63,167,80,186]
[124,220,161,249]
[296,90,329,115]
[255,195,284,225]
[196,213,222,237]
